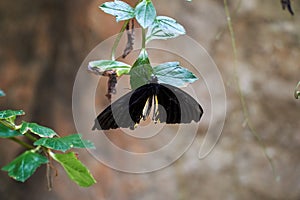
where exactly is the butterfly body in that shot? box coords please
[93,83,203,130]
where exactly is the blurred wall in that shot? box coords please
[0,0,300,200]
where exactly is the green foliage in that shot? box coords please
[99,0,157,28]
[91,0,195,92]
[100,0,135,22]
[146,16,186,43]
[2,151,48,182]
[0,110,25,120]
[50,152,96,187]
[135,0,156,28]
[88,60,131,76]
[0,123,22,138]
[34,134,95,152]
[0,107,96,187]
[20,122,57,138]
[129,49,153,89]
[153,62,198,87]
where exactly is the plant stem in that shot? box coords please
[9,137,34,149]
[46,162,53,191]
[142,28,146,49]
[111,20,130,60]
[24,132,38,142]
[224,0,277,178]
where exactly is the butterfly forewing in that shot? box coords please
[93,90,135,130]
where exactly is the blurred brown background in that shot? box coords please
[1,0,300,199]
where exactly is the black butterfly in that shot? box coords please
[92,78,203,130]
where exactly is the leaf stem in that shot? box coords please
[111,20,130,60]
[0,119,17,130]
[9,137,34,149]
[31,145,41,153]
[224,0,277,178]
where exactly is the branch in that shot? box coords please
[223,0,277,179]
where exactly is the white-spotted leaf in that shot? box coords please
[88,60,131,76]
[34,134,95,152]
[153,62,198,87]
[20,122,57,138]
[100,1,135,22]
[146,16,186,42]
[135,0,156,28]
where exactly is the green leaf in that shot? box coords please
[2,151,48,182]
[135,0,156,28]
[0,110,25,120]
[153,62,198,87]
[100,1,135,22]
[88,60,131,76]
[0,89,5,97]
[20,122,57,138]
[129,49,153,89]
[50,152,96,187]
[0,123,22,138]
[34,134,95,152]
[146,16,186,43]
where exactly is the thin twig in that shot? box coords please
[223,0,277,179]
[111,20,130,60]
[46,163,53,191]
[142,28,146,49]
[9,137,34,149]
[24,132,38,142]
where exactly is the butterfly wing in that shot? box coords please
[156,83,203,124]
[93,84,155,130]
[93,83,203,130]
[92,90,133,130]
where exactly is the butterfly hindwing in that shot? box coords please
[156,83,203,123]
[128,84,155,127]
[155,84,181,123]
